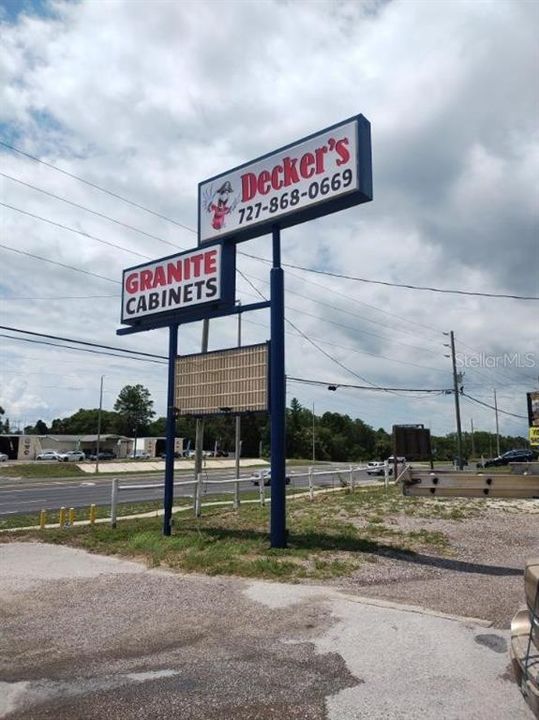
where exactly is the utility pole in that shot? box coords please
[234,305,242,508]
[95,375,104,474]
[447,331,463,470]
[470,417,475,459]
[494,388,500,455]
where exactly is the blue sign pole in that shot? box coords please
[270,226,287,548]
[163,323,178,536]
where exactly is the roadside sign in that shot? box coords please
[121,242,235,327]
[528,391,539,427]
[530,427,539,447]
[175,343,268,416]
[198,114,372,245]
[392,424,432,461]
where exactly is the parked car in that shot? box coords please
[0,452,8,462]
[251,469,290,486]
[58,450,86,462]
[159,451,182,459]
[87,450,116,461]
[129,450,151,460]
[479,449,538,468]
[36,450,62,461]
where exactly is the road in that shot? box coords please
[0,464,374,516]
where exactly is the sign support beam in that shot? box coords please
[270,226,286,548]
[163,323,178,536]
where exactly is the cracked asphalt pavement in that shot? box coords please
[0,543,534,719]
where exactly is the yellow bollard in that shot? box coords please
[69,508,75,526]
[39,509,46,530]
[89,504,96,525]
[59,506,66,527]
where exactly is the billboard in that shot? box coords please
[198,114,372,245]
[392,425,432,461]
[530,427,539,447]
[527,391,539,427]
[175,343,269,416]
[121,243,235,326]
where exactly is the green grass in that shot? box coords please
[1,485,464,581]
[0,463,88,478]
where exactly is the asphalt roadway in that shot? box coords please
[0,542,533,720]
[0,464,367,516]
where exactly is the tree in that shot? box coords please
[114,385,155,436]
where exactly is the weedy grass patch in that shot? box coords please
[1,484,463,581]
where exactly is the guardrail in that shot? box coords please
[109,464,371,527]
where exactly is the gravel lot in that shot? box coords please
[331,498,539,628]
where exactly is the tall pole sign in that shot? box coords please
[118,115,372,543]
[198,115,372,548]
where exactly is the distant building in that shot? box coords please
[0,434,131,460]
[0,434,185,460]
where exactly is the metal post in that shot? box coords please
[234,304,242,510]
[470,418,475,459]
[259,476,265,506]
[450,331,464,470]
[494,388,500,456]
[270,226,286,548]
[349,464,354,492]
[163,323,178,536]
[195,472,203,517]
[194,319,210,484]
[308,466,314,501]
[312,402,315,463]
[39,509,46,530]
[384,460,389,491]
[95,375,104,474]
[111,477,118,528]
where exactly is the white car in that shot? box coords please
[58,450,86,462]
[36,450,62,461]
[251,469,291,486]
[0,452,8,462]
[366,461,386,476]
[129,451,151,460]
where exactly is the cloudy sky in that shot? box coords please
[0,0,537,441]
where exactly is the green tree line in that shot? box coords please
[3,392,530,461]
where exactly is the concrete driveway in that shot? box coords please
[0,542,533,719]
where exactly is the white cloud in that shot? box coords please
[0,0,537,439]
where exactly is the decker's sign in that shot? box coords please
[121,243,234,325]
[198,114,372,244]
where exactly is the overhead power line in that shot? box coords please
[1,172,184,251]
[0,334,167,365]
[241,252,539,300]
[0,242,120,284]
[0,140,194,232]
[0,325,167,360]
[288,376,451,393]
[462,392,528,420]
[3,139,535,301]
[1,202,151,260]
